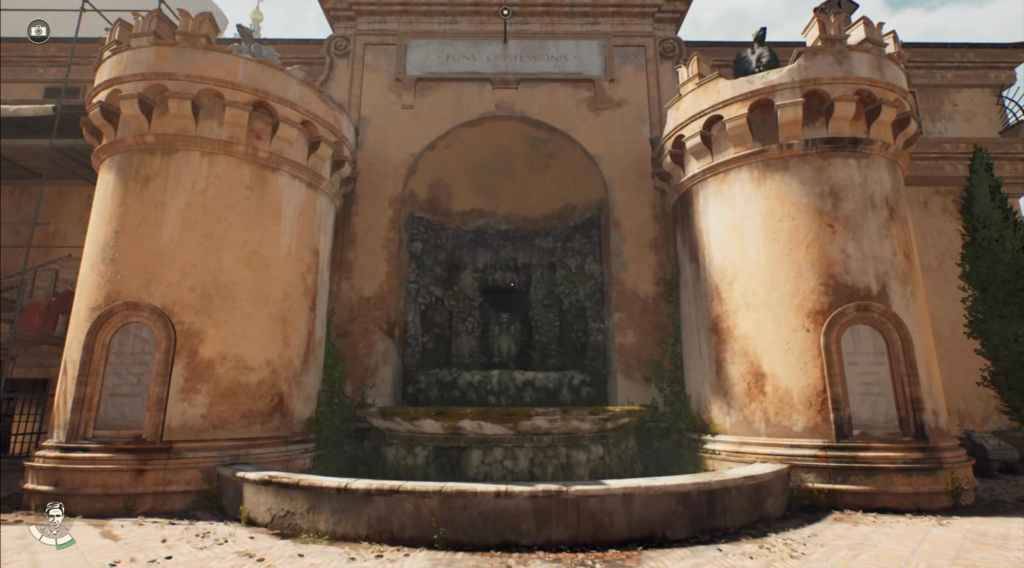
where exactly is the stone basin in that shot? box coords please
[361,405,646,436]
[359,406,649,482]
[218,463,791,548]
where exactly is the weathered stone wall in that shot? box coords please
[330,32,674,406]
[676,154,947,438]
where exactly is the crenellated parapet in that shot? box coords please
[656,4,917,195]
[81,9,357,202]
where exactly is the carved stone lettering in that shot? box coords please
[841,324,901,437]
[95,322,156,433]
[405,39,606,78]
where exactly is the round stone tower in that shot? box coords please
[657,2,973,510]
[23,10,356,515]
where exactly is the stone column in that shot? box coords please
[659,11,972,510]
[23,10,356,515]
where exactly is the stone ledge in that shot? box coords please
[218,462,790,547]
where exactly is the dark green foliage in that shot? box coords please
[957,147,1024,426]
[311,320,376,476]
[636,274,707,475]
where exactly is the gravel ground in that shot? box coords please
[2,475,1022,567]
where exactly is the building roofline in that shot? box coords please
[0,37,1020,49]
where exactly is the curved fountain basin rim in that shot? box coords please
[228,462,788,496]
[364,405,648,416]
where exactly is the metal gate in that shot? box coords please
[0,379,49,457]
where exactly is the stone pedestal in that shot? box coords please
[22,11,356,515]
[658,11,973,510]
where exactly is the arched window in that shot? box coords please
[72,302,175,442]
[821,302,925,441]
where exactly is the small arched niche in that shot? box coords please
[747,98,779,147]
[73,302,175,442]
[821,302,925,441]
[802,90,834,139]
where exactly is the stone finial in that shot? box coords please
[803,0,860,47]
[847,16,886,54]
[131,9,177,42]
[884,30,907,66]
[101,18,134,59]
[105,18,134,46]
[733,27,781,78]
[679,53,712,84]
[175,10,221,47]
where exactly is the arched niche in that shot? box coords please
[400,117,611,406]
[404,116,607,224]
[821,302,925,441]
[71,301,175,442]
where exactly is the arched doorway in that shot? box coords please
[400,117,611,406]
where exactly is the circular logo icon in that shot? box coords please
[499,6,512,20]
[27,19,51,44]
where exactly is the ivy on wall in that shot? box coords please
[957,147,1024,427]
[311,317,375,477]
[635,273,708,475]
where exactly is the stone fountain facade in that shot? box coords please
[20,0,1014,514]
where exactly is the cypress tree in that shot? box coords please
[957,146,1024,426]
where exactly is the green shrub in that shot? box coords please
[957,147,1024,426]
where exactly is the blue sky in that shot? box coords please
[212,0,1022,42]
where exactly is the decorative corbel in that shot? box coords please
[776,98,805,143]
[86,101,118,145]
[116,93,151,138]
[271,120,305,163]
[724,114,754,153]
[868,101,902,145]
[318,34,352,89]
[684,131,711,168]
[658,37,687,67]
[151,93,196,135]
[829,95,859,137]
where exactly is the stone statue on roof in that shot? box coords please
[733,27,781,78]
[231,23,281,65]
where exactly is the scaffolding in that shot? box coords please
[0,2,182,454]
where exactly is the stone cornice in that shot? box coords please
[907,137,1024,194]
[91,134,338,202]
[88,72,353,155]
[665,138,907,201]
[320,0,691,32]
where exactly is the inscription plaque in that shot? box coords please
[841,324,901,437]
[405,39,606,78]
[95,322,156,433]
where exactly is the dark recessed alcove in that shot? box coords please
[402,213,607,406]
